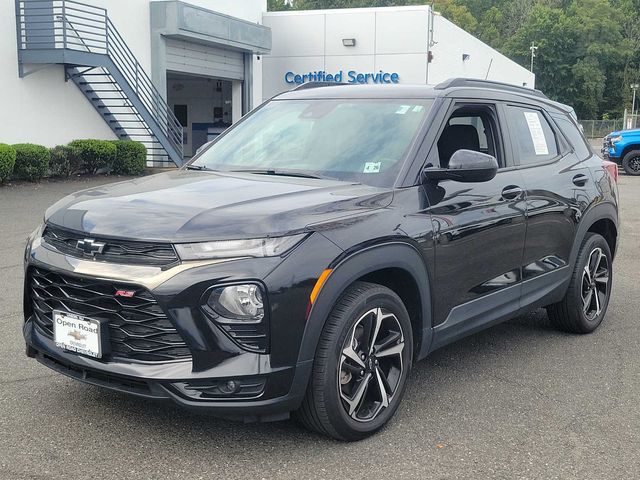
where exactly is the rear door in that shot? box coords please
[502,104,592,305]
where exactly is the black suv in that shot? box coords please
[23,79,619,441]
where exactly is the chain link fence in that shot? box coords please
[579,119,625,139]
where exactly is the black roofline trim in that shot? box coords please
[435,78,547,99]
[290,81,347,91]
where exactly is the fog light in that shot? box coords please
[220,380,239,394]
[207,283,264,322]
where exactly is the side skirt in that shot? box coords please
[429,266,570,353]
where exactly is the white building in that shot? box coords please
[262,6,534,99]
[1,0,534,166]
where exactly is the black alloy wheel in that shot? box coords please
[580,247,610,321]
[547,233,613,333]
[338,306,405,422]
[296,281,413,441]
[622,150,640,176]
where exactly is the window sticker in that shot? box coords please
[395,105,411,115]
[412,105,424,113]
[363,162,382,173]
[523,111,549,155]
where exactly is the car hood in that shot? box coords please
[608,128,640,137]
[45,170,393,242]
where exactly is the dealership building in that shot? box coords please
[2,0,534,166]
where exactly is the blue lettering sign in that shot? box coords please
[284,70,399,85]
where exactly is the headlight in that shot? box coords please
[610,135,623,143]
[206,284,264,323]
[24,224,44,265]
[175,234,307,260]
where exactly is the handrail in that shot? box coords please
[15,0,183,160]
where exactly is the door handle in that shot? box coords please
[572,174,589,187]
[501,185,523,200]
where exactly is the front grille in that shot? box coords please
[42,225,179,266]
[29,267,191,362]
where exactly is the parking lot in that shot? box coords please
[0,174,638,480]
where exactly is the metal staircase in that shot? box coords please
[15,0,183,166]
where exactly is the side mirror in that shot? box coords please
[422,149,498,183]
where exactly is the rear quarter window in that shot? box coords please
[553,114,592,160]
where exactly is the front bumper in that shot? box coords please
[22,231,342,420]
[601,140,621,161]
[24,319,311,421]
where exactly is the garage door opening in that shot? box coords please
[167,72,235,159]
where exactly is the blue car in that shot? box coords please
[602,128,640,175]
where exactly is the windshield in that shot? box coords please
[190,98,433,187]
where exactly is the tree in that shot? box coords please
[268,0,293,11]
[505,6,580,108]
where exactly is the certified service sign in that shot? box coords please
[285,70,399,85]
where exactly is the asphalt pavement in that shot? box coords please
[0,174,638,479]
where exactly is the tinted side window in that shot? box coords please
[554,115,591,159]
[436,105,503,168]
[505,106,558,165]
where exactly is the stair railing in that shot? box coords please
[16,0,183,162]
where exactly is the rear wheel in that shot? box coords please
[546,233,612,333]
[621,149,640,176]
[296,281,413,441]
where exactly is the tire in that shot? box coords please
[621,149,640,176]
[546,233,613,334]
[296,281,413,441]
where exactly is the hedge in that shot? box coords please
[12,143,50,181]
[49,145,80,178]
[110,140,147,175]
[68,139,117,174]
[0,139,147,183]
[0,144,16,183]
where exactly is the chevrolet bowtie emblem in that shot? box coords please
[68,330,87,341]
[76,238,106,256]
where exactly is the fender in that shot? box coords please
[569,201,618,270]
[296,241,433,365]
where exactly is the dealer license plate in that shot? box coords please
[53,310,102,358]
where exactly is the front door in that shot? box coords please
[424,102,527,346]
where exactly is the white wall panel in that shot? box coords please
[267,14,326,57]
[324,12,375,56]
[374,10,429,55]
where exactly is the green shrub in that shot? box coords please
[111,140,147,175]
[49,145,77,177]
[68,139,116,174]
[0,144,16,183]
[12,143,49,181]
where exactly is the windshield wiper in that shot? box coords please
[184,164,211,171]
[229,169,329,180]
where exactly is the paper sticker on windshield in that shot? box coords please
[363,162,381,173]
[395,105,411,115]
[523,111,549,155]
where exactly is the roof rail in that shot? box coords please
[291,81,346,91]
[435,78,547,99]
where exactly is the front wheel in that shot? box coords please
[296,281,413,441]
[621,149,640,176]
[546,233,613,333]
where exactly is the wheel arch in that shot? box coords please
[571,202,618,269]
[620,144,640,160]
[297,241,433,365]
